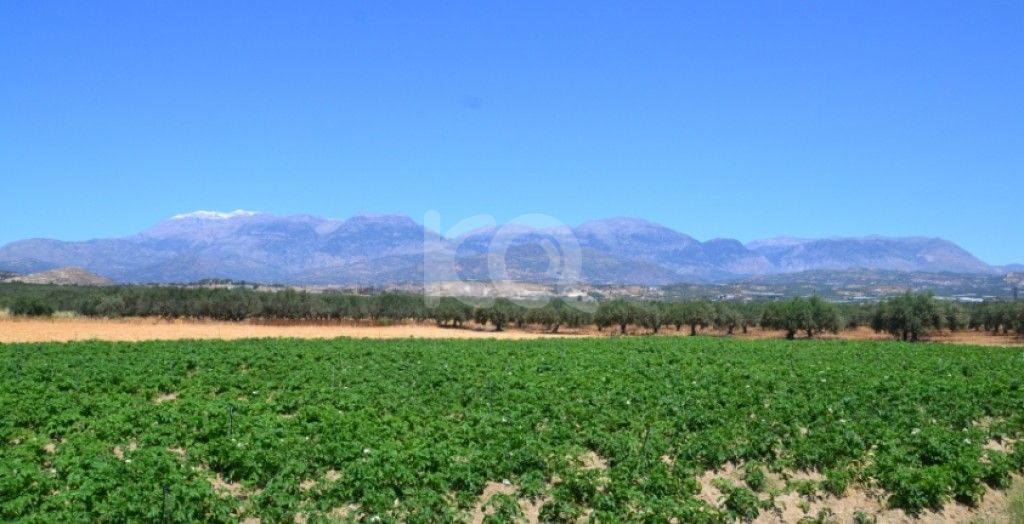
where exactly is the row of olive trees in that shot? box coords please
[870,292,1024,341]
[439,299,761,336]
[467,297,838,339]
[0,284,432,322]
[969,301,1024,334]
[590,300,761,336]
[468,294,1024,342]
[761,296,842,339]
[4,283,1023,341]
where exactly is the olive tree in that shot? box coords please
[473,298,520,331]
[713,303,742,335]
[761,297,841,340]
[635,302,664,334]
[681,300,714,336]
[432,297,473,327]
[871,292,940,342]
[1013,304,1024,336]
[10,296,55,317]
[940,302,968,332]
[595,300,635,334]
[525,304,562,332]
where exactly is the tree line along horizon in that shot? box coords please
[1,283,1023,342]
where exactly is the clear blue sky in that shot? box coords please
[2,2,1022,263]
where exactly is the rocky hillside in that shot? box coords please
[5,267,114,286]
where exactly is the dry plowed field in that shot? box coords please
[2,317,1022,346]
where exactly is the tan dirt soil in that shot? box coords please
[209,472,256,499]
[2,317,1022,346]
[577,450,609,471]
[153,392,178,404]
[468,480,550,524]
[695,464,1022,524]
[469,480,518,524]
[0,317,578,343]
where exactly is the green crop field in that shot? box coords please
[2,337,1023,522]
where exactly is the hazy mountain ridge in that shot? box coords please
[0,211,1006,285]
[746,236,992,274]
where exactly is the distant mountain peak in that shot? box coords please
[577,217,664,230]
[745,237,812,249]
[170,210,261,220]
[346,213,418,223]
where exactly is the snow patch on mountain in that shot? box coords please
[171,210,261,220]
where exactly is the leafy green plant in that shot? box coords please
[482,493,522,523]
[1,336,1022,520]
[797,507,837,524]
[743,462,767,493]
[713,480,760,521]
[880,465,949,515]
[792,480,819,500]
[852,510,877,524]
[823,467,852,497]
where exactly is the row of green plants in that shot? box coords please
[2,283,1023,341]
[2,337,1023,521]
